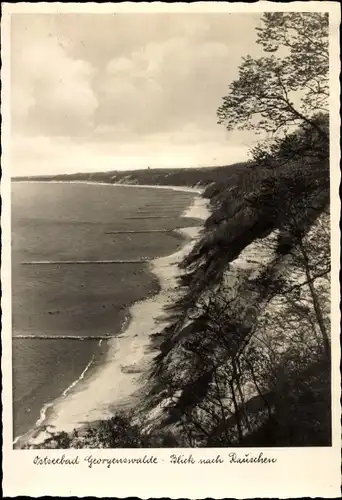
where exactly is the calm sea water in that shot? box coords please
[11,181,198,439]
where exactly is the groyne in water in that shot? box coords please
[21,259,150,265]
[104,229,183,234]
[14,335,116,340]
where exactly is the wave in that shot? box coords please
[13,339,102,447]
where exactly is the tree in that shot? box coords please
[140,12,331,449]
[217,13,329,141]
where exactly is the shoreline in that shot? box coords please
[12,178,204,195]
[15,183,210,447]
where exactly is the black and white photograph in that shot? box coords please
[1,2,341,497]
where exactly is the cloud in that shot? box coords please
[10,13,261,175]
[11,84,36,123]
[11,127,250,178]
[98,37,235,136]
[11,34,98,135]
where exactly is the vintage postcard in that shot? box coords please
[1,1,341,497]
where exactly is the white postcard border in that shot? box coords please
[1,2,341,498]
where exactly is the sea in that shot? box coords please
[11,181,200,442]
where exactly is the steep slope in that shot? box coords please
[19,123,331,448]
[138,128,330,446]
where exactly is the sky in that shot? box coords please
[10,13,263,176]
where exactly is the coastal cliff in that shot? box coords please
[21,118,331,449]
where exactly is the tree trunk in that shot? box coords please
[299,239,330,359]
